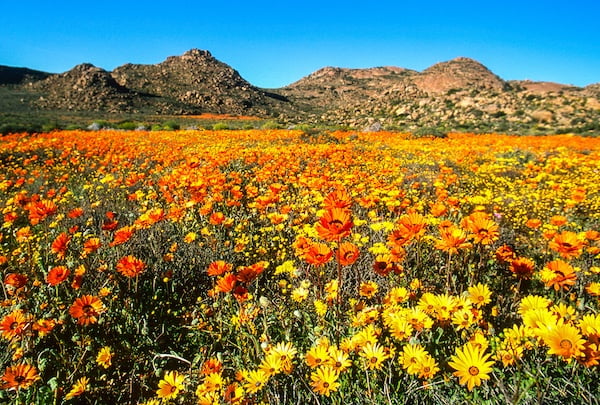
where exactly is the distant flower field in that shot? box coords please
[0,129,599,404]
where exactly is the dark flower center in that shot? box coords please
[560,339,573,350]
[468,366,479,376]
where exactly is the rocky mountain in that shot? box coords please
[1,50,599,133]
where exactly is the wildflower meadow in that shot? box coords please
[0,129,599,404]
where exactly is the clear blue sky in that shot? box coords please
[1,1,599,88]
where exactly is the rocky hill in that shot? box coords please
[111,49,288,116]
[30,63,145,113]
[1,50,599,133]
[278,57,600,132]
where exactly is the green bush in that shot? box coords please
[162,120,180,131]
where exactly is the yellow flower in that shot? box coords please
[495,346,523,367]
[314,299,327,317]
[275,260,296,275]
[305,344,330,368]
[258,353,283,377]
[156,370,186,400]
[310,366,340,396]
[202,372,224,392]
[360,342,389,370]
[270,341,297,373]
[452,308,476,331]
[416,355,440,379]
[291,286,309,302]
[242,369,268,394]
[324,279,338,302]
[540,321,586,361]
[399,343,427,375]
[96,346,113,368]
[449,344,495,391]
[65,376,89,400]
[326,346,352,372]
[359,281,378,298]
[383,287,409,305]
[183,232,197,243]
[518,295,552,315]
[468,283,492,307]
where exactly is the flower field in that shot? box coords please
[0,128,599,404]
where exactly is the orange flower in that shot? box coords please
[236,261,267,283]
[67,207,84,219]
[495,245,516,264]
[209,212,225,225]
[109,226,135,247]
[0,309,31,340]
[26,199,57,225]
[305,243,333,266]
[430,202,448,217]
[509,257,536,279]
[71,265,86,289]
[215,273,237,293]
[102,211,119,231]
[550,215,568,227]
[69,295,105,325]
[83,238,101,256]
[435,226,472,254]
[1,363,40,391]
[462,212,499,245]
[4,273,28,289]
[398,212,428,240]
[336,242,360,266]
[47,266,70,286]
[323,189,352,211]
[15,227,33,243]
[293,236,313,259]
[207,260,233,276]
[585,230,600,241]
[525,218,542,229]
[315,207,353,242]
[201,358,223,375]
[32,319,56,337]
[50,232,71,259]
[543,260,577,291]
[116,256,146,278]
[548,231,585,259]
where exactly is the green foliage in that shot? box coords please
[261,120,283,130]
[410,126,448,139]
[212,122,229,130]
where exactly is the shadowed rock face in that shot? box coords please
[31,63,140,113]
[1,49,599,131]
[0,66,52,85]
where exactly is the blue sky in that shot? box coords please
[1,1,599,88]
